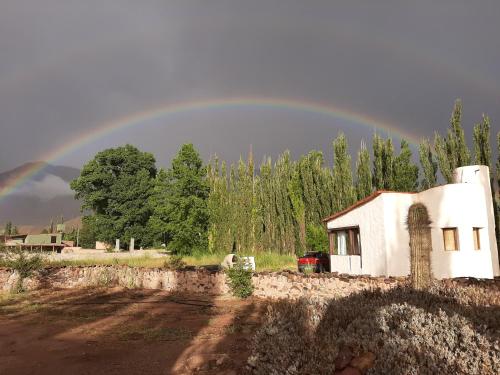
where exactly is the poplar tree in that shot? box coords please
[393,139,419,192]
[418,138,437,190]
[434,99,471,183]
[372,133,384,190]
[473,114,491,167]
[288,167,306,253]
[332,132,356,210]
[382,138,395,190]
[356,141,372,199]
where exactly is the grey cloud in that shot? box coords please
[1,0,499,171]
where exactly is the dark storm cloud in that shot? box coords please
[1,0,499,171]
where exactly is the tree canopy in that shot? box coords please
[70,144,157,247]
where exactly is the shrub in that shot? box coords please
[225,263,254,298]
[0,246,45,293]
[306,223,328,253]
[163,255,186,270]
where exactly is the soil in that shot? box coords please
[0,287,265,374]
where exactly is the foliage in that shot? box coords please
[434,99,471,183]
[393,139,419,192]
[225,262,253,298]
[473,114,491,167]
[355,141,372,199]
[0,246,45,293]
[418,138,437,190]
[332,132,356,210]
[63,216,97,248]
[305,223,328,253]
[70,144,157,248]
[147,144,209,255]
[163,255,186,270]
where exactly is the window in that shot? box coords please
[442,228,459,251]
[329,227,361,256]
[472,228,481,250]
[50,236,57,244]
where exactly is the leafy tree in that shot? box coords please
[355,141,372,199]
[288,167,306,253]
[70,144,157,247]
[418,138,437,190]
[305,223,328,253]
[473,114,491,167]
[372,133,384,190]
[382,138,395,190]
[434,99,471,182]
[332,132,356,210]
[148,144,209,255]
[393,139,419,192]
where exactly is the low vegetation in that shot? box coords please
[38,251,296,272]
[225,262,254,299]
[248,283,500,375]
[0,246,45,292]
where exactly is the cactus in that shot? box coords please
[407,203,433,289]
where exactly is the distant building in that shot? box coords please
[5,232,65,252]
[324,166,499,279]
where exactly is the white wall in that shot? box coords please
[327,195,387,276]
[382,193,414,277]
[417,182,494,279]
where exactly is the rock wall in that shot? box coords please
[0,266,408,299]
[2,266,497,300]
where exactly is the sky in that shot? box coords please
[1,0,499,171]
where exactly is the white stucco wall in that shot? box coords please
[326,165,498,279]
[326,194,387,276]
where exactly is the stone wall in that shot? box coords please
[1,266,497,300]
[0,266,407,299]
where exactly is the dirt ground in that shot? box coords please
[0,287,265,375]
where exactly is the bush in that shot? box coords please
[225,263,254,298]
[306,223,328,253]
[0,246,45,293]
[163,255,186,270]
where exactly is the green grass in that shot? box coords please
[44,251,297,272]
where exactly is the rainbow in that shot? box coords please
[0,97,419,202]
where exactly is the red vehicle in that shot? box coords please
[297,252,330,273]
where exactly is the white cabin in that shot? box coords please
[324,165,499,279]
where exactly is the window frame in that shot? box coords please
[472,227,481,250]
[328,226,361,256]
[442,227,459,251]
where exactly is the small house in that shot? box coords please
[323,165,499,279]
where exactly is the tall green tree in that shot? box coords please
[418,138,437,190]
[382,138,395,190]
[473,114,491,167]
[393,139,419,192]
[434,99,471,182]
[372,133,384,190]
[332,132,356,210]
[70,144,157,247]
[148,144,209,255]
[356,141,372,199]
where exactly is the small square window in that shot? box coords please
[442,228,459,251]
[473,228,481,250]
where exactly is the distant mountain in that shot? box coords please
[0,162,82,226]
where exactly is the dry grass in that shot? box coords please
[45,251,297,272]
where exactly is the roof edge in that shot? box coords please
[323,190,416,223]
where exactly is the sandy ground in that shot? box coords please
[0,288,264,374]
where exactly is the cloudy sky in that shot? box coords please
[1,0,499,171]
